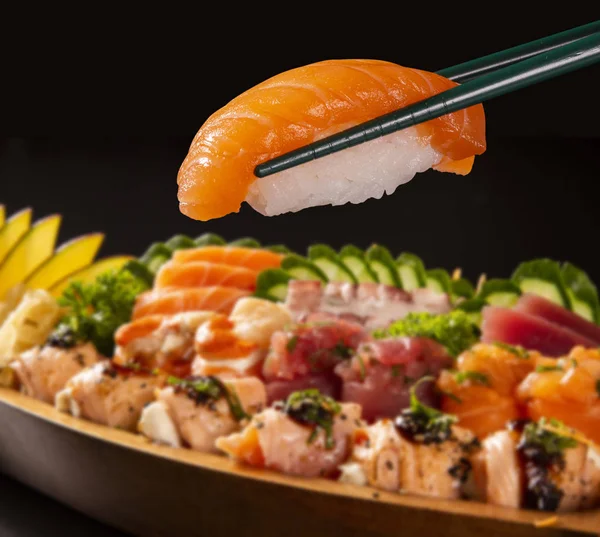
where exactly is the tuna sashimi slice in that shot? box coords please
[515,293,600,345]
[481,306,597,357]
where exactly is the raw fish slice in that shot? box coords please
[481,306,597,357]
[216,403,361,477]
[438,372,520,439]
[335,338,451,422]
[178,59,486,221]
[132,287,249,320]
[155,260,258,291]
[265,374,340,405]
[172,247,283,272]
[139,377,266,452]
[515,294,600,345]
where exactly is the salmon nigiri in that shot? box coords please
[172,246,282,272]
[178,59,486,221]
[155,260,258,291]
[132,287,250,320]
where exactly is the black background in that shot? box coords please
[1,10,599,536]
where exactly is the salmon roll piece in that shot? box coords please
[55,361,164,431]
[172,246,283,272]
[155,260,258,291]
[474,419,600,512]
[132,287,250,320]
[177,59,486,221]
[138,376,266,452]
[10,343,102,404]
[339,419,478,500]
[216,389,362,477]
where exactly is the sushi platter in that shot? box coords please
[2,42,600,537]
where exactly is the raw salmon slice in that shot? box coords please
[155,260,258,291]
[132,287,249,320]
[172,246,283,272]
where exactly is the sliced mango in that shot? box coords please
[25,233,105,290]
[0,208,32,265]
[49,255,134,297]
[0,205,5,229]
[0,215,62,300]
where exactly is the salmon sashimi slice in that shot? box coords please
[132,287,250,320]
[172,246,283,272]
[216,403,362,477]
[114,315,166,347]
[177,59,486,221]
[138,376,267,452]
[155,260,258,291]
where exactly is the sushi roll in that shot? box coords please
[177,59,486,221]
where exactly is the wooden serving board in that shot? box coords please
[0,388,598,537]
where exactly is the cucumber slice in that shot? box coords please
[561,262,599,322]
[478,279,521,307]
[452,277,475,299]
[339,245,378,283]
[165,234,196,250]
[426,268,452,295]
[366,245,402,288]
[511,259,571,309]
[229,237,261,248]
[456,297,487,325]
[266,245,292,254]
[122,260,155,288]
[139,243,173,274]
[308,245,357,283]
[255,269,292,302]
[194,233,226,247]
[281,254,328,282]
[396,252,427,290]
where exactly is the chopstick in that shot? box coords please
[254,26,600,179]
[439,20,600,82]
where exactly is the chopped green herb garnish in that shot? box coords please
[455,370,489,386]
[356,354,367,380]
[493,341,530,359]
[596,379,600,398]
[376,311,480,357]
[535,365,564,373]
[521,418,577,458]
[395,377,458,444]
[391,365,401,378]
[571,358,578,368]
[332,341,353,359]
[50,268,150,356]
[441,391,463,404]
[284,389,341,449]
[286,335,299,353]
[168,375,249,421]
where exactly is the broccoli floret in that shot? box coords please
[374,310,480,357]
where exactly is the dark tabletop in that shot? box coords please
[0,474,129,536]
